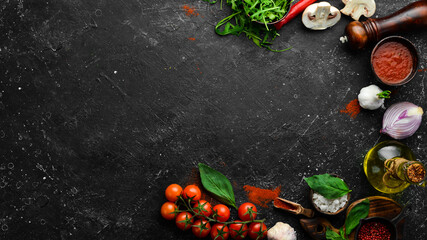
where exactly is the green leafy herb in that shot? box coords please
[345,199,370,236]
[326,228,345,240]
[304,174,351,199]
[206,0,290,52]
[198,163,237,209]
[243,0,290,30]
[377,90,391,99]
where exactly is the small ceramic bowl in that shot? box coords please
[309,174,351,215]
[371,36,419,86]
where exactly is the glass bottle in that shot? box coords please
[363,140,426,193]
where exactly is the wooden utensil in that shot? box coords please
[299,196,404,240]
[273,197,314,218]
[341,0,427,49]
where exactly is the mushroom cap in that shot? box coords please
[302,2,341,30]
[340,0,376,21]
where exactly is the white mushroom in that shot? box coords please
[340,0,376,21]
[302,2,341,30]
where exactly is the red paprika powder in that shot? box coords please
[372,41,413,85]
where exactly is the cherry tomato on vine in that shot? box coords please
[165,183,182,202]
[238,202,257,221]
[248,222,267,240]
[193,200,213,218]
[229,220,248,240]
[175,211,193,231]
[192,219,211,238]
[183,185,202,202]
[211,223,229,240]
[212,204,230,222]
[160,202,177,220]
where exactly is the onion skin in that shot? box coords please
[381,102,423,139]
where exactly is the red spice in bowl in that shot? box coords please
[371,36,418,86]
[357,221,392,240]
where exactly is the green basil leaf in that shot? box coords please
[326,228,345,240]
[345,199,370,235]
[198,163,237,209]
[304,174,351,199]
[339,227,347,240]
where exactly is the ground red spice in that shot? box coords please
[273,198,297,211]
[243,185,281,208]
[182,5,199,16]
[340,99,361,119]
[188,37,196,41]
[372,41,413,84]
[357,221,391,240]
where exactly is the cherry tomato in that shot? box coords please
[160,202,177,220]
[229,220,248,240]
[183,185,202,202]
[211,223,229,240]
[192,219,211,238]
[193,200,213,218]
[248,222,267,240]
[175,212,193,231]
[238,202,257,221]
[165,183,183,202]
[212,204,230,222]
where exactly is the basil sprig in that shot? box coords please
[198,163,237,209]
[304,174,351,199]
[325,199,370,240]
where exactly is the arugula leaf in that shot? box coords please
[326,228,345,240]
[211,0,290,52]
[304,174,351,199]
[198,163,237,209]
[345,199,370,235]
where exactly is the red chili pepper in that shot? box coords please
[274,0,318,30]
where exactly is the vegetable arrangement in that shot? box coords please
[161,163,268,239]
[207,0,291,52]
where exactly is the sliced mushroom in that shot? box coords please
[340,0,376,21]
[302,2,341,30]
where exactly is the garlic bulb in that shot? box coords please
[267,222,297,240]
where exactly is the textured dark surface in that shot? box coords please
[1,0,426,239]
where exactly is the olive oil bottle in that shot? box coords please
[363,140,426,193]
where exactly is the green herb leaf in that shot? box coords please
[198,163,237,209]
[326,228,345,240]
[304,174,351,199]
[345,199,370,236]
[211,0,290,52]
[339,227,347,240]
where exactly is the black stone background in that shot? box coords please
[0,0,426,239]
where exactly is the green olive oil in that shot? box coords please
[363,140,425,193]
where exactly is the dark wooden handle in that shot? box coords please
[373,0,427,39]
[300,217,338,240]
[343,0,427,49]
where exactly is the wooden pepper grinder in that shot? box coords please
[340,0,427,50]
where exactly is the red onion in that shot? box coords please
[381,102,423,139]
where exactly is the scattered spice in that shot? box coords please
[340,99,361,119]
[243,185,281,208]
[188,37,196,41]
[357,221,391,240]
[273,198,297,211]
[182,5,199,16]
